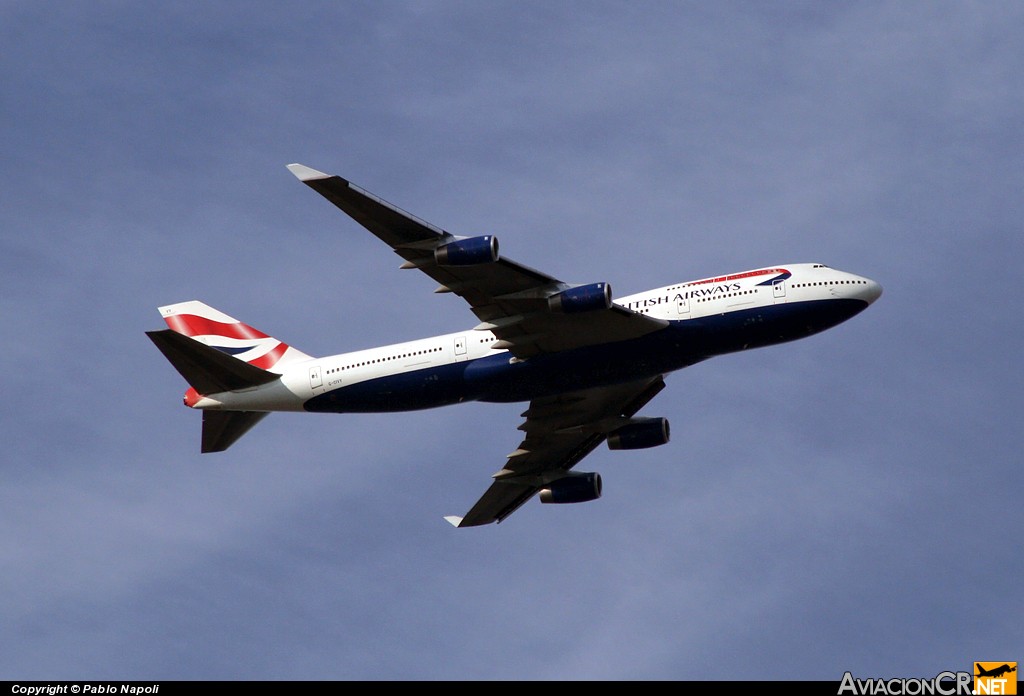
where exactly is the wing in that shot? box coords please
[445,376,667,527]
[287,164,667,359]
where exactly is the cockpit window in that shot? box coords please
[812,264,830,268]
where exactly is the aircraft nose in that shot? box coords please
[862,277,883,304]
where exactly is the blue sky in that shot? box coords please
[2,1,1021,680]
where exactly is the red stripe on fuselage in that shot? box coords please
[685,268,789,286]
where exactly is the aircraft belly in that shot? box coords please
[466,338,694,403]
[303,361,472,413]
[466,298,870,401]
[301,298,869,413]
[688,298,871,353]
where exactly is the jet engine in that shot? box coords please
[434,235,499,266]
[539,472,602,504]
[607,417,670,450]
[548,282,612,313]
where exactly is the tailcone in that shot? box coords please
[184,387,202,408]
[183,387,222,409]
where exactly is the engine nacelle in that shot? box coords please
[548,282,612,314]
[607,417,670,450]
[539,472,602,504]
[434,235,499,266]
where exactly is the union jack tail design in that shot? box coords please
[158,300,312,372]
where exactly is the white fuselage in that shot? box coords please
[190,263,881,413]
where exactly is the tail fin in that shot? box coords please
[148,301,311,454]
[157,300,312,372]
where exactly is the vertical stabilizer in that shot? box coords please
[148,300,312,453]
[158,300,312,373]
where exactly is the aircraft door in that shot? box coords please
[309,365,323,390]
[454,336,468,362]
[676,295,690,316]
[773,279,787,303]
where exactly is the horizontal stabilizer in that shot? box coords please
[146,329,280,394]
[202,410,269,453]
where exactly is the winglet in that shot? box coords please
[286,163,331,181]
[443,516,464,528]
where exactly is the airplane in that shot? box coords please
[976,664,1017,679]
[147,163,882,527]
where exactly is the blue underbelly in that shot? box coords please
[303,298,868,413]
